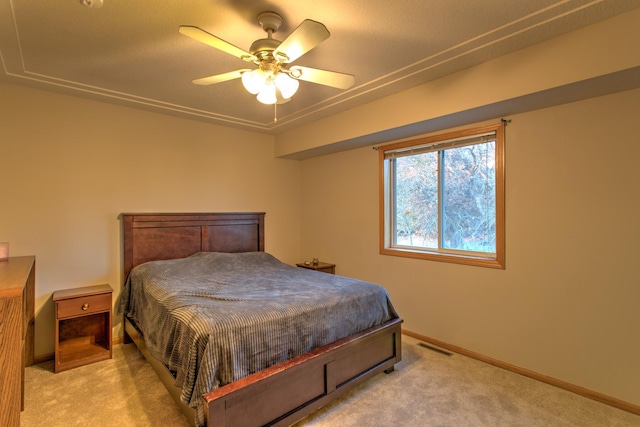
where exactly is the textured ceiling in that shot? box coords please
[1,0,638,134]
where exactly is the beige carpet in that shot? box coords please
[20,343,189,427]
[21,335,639,426]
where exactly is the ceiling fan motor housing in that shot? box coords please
[257,12,283,34]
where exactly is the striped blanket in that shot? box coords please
[120,252,398,426]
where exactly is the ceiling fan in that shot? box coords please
[179,12,355,105]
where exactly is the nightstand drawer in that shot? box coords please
[56,293,111,318]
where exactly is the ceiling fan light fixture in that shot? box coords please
[244,69,299,104]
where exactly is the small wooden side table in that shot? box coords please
[296,261,336,274]
[53,284,112,373]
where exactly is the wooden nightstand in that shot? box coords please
[53,284,112,373]
[296,261,336,274]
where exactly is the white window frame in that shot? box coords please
[379,122,505,269]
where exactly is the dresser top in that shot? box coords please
[0,256,35,298]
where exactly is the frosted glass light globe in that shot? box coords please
[275,73,299,99]
[241,69,265,95]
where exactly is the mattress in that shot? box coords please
[119,251,398,426]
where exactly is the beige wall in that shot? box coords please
[0,82,302,356]
[299,87,640,407]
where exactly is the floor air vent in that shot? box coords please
[418,342,453,356]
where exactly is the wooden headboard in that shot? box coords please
[120,212,265,283]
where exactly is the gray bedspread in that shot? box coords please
[120,252,398,426]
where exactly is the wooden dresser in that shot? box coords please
[0,256,35,427]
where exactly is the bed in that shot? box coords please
[119,212,402,427]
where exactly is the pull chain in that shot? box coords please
[274,102,278,123]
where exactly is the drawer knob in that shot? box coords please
[82,303,89,311]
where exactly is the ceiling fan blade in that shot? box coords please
[179,26,256,62]
[273,19,330,63]
[192,69,250,86]
[290,66,355,90]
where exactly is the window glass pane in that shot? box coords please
[442,141,496,252]
[394,152,438,248]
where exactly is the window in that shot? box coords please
[379,122,505,268]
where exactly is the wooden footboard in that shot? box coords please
[203,318,403,427]
[125,317,402,427]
